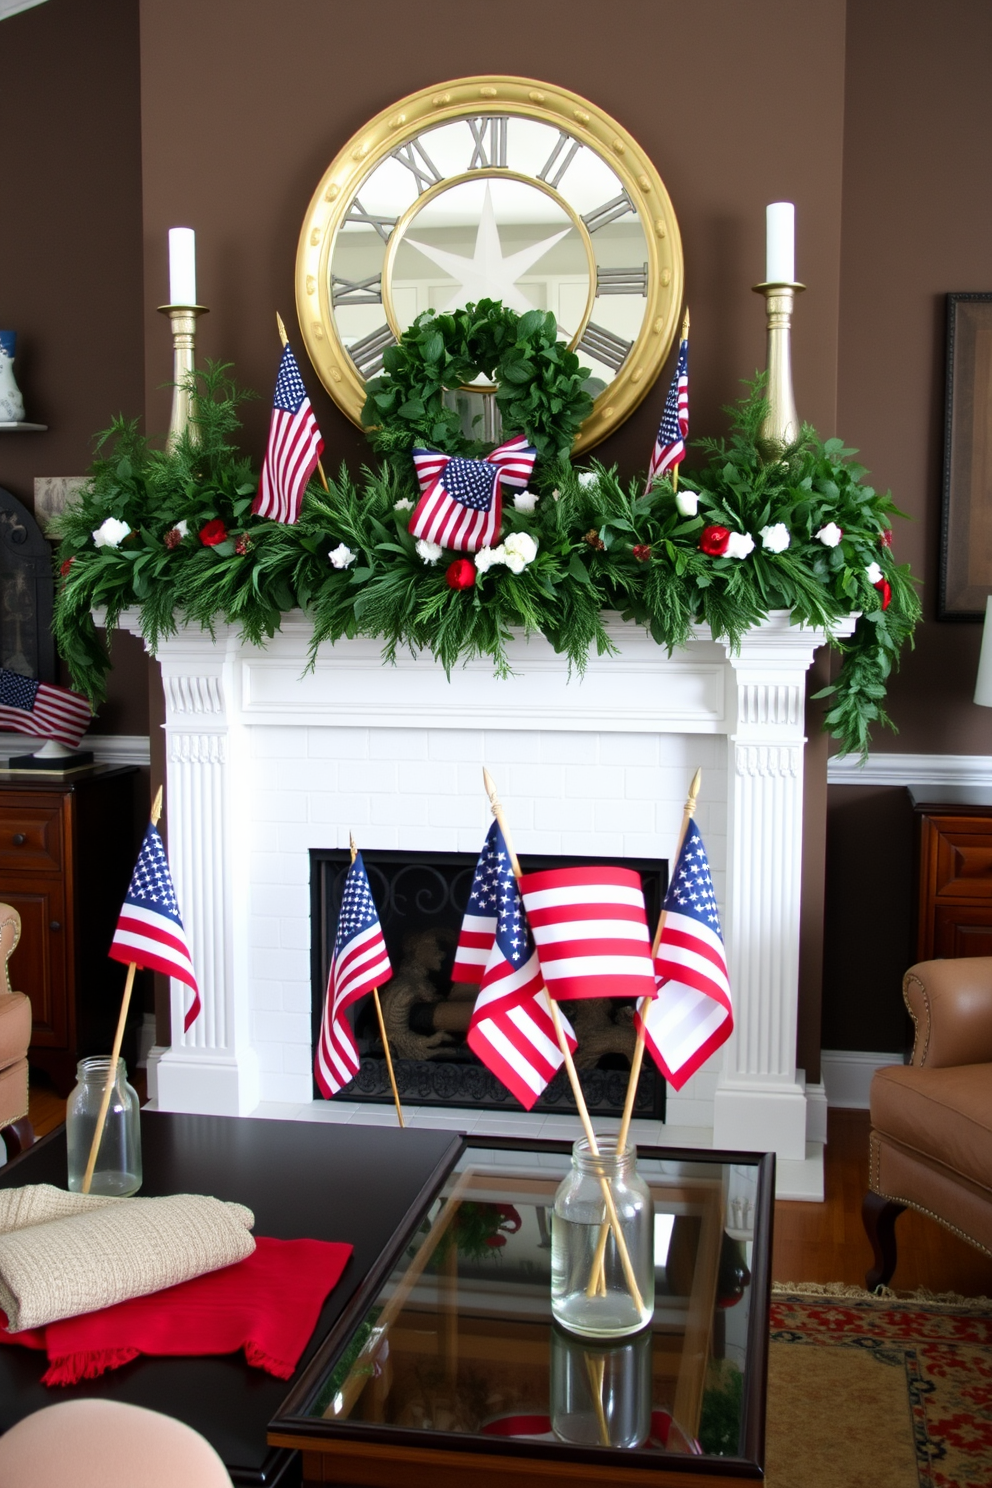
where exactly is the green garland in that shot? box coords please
[361,299,593,466]
[51,362,919,760]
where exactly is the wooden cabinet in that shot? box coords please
[0,767,139,1094]
[912,788,992,961]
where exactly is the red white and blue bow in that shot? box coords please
[408,435,537,553]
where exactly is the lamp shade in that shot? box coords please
[975,596,992,706]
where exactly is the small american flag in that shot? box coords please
[252,343,324,525]
[518,866,657,1001]
[408,435,536,553]
[451,820,501,983]
[646,335,689,488]
[636,820,732,1089]
[109,824,201,1031]
[465,823,576,1110]
[314,852,392,1099]
[0,666,91,749]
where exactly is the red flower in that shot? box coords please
[445,557,476,590]
[484,1233,507,1248]
[199,518,228,547]
[699,525,730,557]
[879,528,893,547]
[59,558,74,577]
[874,578,892,610]
[632,544,652,562]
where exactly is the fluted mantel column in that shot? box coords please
[713,613,857,1161]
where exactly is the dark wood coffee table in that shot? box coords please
[270,1138,775,1487]
[0,1111,463,1486]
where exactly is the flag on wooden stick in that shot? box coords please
[646,333,688,490]
[109,823,201,1031]
[314,851,392,1099]
[635,819,732,1089]
[517,866,656,1001]
[463,822,576,1109]
[451,820,501,983]
[252,343,324,524]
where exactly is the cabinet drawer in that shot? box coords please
[0,803,63,872]
[933,828,992,899]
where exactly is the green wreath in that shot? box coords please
[360,299,594,469]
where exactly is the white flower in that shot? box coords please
[865,560,883,585]
[551,488,561,502]
[328,543,356,569]
[513,489,538,513]
[474,544,505,574]
[725,530,755,560]
[675,489,698,517]
[92,517,131,549]
[577,471,599,489]
[816,522,843,547]
[174,519,189,539]
[415,538,443,565]
[760,522,791,554]
[393,497,415,512]
[504,531,538,566]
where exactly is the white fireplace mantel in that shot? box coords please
[113,608,855,1189]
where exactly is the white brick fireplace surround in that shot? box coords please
[117,609,855,1200]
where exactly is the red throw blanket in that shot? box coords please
[0,1236,351,1386]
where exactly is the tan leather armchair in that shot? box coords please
[0,905,34,1160]
[863,956,992,1288]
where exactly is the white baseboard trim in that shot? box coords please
[820,1049,904,1109]
[828,752,992,788]
[0,732,150,767]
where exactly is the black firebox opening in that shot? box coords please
[310,849,667,1119]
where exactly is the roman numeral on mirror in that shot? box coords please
[595,264,649,297]
[344,198,397,243]
[467,116,508,170]
[577,322,633,372]
[581,192,635,233]
[538,131,581,190]
[391,139,443,194]
[347,325,397,378]
[331,274,383,307]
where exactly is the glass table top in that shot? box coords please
[280,1138,772,1470]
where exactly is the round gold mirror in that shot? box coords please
[296,76,683,455]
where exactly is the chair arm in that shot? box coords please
[903,957,992,1067]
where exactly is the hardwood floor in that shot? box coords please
[773,1108,992,1297]
[21,1086,992,1298]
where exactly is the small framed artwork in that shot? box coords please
[939,293,992,619]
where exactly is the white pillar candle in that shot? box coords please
[765,202,795,283]
[168,227,197,305]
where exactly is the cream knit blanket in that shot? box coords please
[0,1185,255,1332]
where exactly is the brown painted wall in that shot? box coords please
[0,0,149,737]
[136,0,847,466]
[821,0,992,1053]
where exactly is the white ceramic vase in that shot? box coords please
[0,332,26,423]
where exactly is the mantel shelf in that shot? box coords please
[0,422,48,432]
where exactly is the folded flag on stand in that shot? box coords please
[646,333,689,489]
[518,866,657,1002]
[460,822,576,1110]
[315,851,392,1099]
[0,666,92,749]
[252,342,324,525]
[408,435,536,553]
[636,819,733,1090]
[109,822,201,1031]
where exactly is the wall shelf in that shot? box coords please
[0,422,47,432]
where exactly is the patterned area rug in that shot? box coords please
[768,1287,992,1488]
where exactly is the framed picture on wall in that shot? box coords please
[939,292,992,619]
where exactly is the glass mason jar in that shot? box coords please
[550,1322,652,1448]
[66,1057,142,1196]
[551,1136,654,1338]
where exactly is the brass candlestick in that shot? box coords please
[752,281,805,449]
[157,304,208,449]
